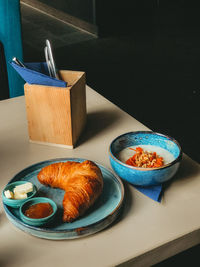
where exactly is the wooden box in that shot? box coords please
[24,70,86,148]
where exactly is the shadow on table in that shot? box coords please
[163,154,200,190]
[0,210,9,228]
[0,246,23,267]
[77,109,121,146]
[177,154,199,179]
[102,181,134,231]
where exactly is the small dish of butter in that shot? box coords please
[2,181,37,208]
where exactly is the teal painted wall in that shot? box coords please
[0,0,24,98]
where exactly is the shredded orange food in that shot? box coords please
[126,147,164,168]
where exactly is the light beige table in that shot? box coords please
[0,86,200,267]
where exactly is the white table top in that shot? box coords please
[0,86,200,267]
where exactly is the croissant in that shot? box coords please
[37,160,103,222]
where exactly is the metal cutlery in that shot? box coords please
[12,57,26,68]
[44,39,59,79]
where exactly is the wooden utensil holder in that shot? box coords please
[24,70,86,148]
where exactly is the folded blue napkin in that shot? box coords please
[134,184,163,202]
[10,62,67,87]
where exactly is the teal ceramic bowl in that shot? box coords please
[109,131,182,186]
[2,181,37,208]
[20,197,57,226]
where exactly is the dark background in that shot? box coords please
[38,0,95,24]
[0,1,198,161]
[32,0,200,163]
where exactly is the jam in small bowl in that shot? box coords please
[20,197,57,226]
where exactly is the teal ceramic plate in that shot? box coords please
[3,158,124,240]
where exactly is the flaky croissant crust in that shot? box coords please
[37,160,103,222]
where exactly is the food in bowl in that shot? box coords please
[109,131,182,186]
[2,181,37,208]
[24,202,54,219]
[4,182,33,200]
[125,146,164,168]
[20,197,57,226]
[120,145,176,168]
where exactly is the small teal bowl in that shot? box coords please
[20,197,57,226]
[109,131,182,186]
[2,181,37,208]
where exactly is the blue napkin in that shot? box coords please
[10,62,67,87]
[134,184,163,202]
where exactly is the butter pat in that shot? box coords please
[14,182,33,194]
[14,191,27,200]
[4,190,14,199]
